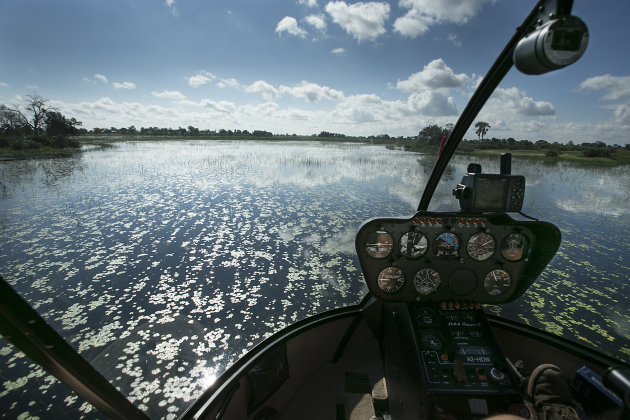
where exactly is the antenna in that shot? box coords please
[500,153,512,175]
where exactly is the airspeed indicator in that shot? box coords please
[467,232,495,261]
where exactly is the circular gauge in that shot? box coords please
[484,269,512,296]
[467,232,496,261]
[416,308,438,327]
[377,267,405,294]
[365,230,394,259]
[500,233,529,261]
[421,333,443,350]
[414,268,441,296]
[400,231,428,259]
[435,232,460,257]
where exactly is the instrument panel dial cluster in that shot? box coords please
[355,212,548,304]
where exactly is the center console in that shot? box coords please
[409,303,527,418]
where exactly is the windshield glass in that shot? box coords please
[1,0,629,418]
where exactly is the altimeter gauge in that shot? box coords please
[400,231,428,259]
[421,332,443,350]
[365,230,394,259]
[377,267,405,294]
[500,233,528,261]
[467,232,495,261]
[414,268,441,296]
[484,269,512,296]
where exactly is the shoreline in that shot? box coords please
[1,136,628,166]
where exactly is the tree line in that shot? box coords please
[90,126,276,138]
[416,122,629,157]
[1,95,82,151]
[80,122,630,157]
[2,95,627,157]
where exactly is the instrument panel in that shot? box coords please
[356,211,561,304]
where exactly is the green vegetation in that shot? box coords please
[2,104,629,166]
[0,94,82,157]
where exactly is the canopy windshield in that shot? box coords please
[1,0,629,418]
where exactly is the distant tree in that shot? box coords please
[475,121,490,140]
[1,94,82,150]
[583,148,613,158]
[418,124,448,145]
[1,94,51,134]
[44,111,82,137]
[0,104,27,134]
[535,139,549,148]
[519,139,534,149]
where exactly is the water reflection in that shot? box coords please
[0,141,628,418]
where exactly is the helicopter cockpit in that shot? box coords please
[353,153,562,417]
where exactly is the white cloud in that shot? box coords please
[298,0,318,6]
[217,78,242,90]
[246,80,279,101]
[275,16,308,38]
[397,58,469,91]
[331,47,346,55]
[0,82,9,88]
[279,81,345,103]
[188,71,216,88]
[447,33,461,47]
[152,90,186,100]
[199,99,237,113]
[166,0,179,16]
[614,104,630,125]
[47,84,623,144]
[112,81,136,90]
[94,74,108,84]
[407,91,457,116]
[394,0,493,38]
[305,14,326,31]
[393,9,432,37]
[53,96,243,131]
[490,87,555,116]
[578,74,630,101]
[402,0,492,23]
[325,1,390,42]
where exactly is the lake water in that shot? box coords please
[1,140,628,418]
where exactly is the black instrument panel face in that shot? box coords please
[355,211,555,304]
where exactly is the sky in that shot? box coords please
[1,0,629,144]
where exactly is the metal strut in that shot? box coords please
[417,0,568,211]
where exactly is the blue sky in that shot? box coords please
[1,0,629,144]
